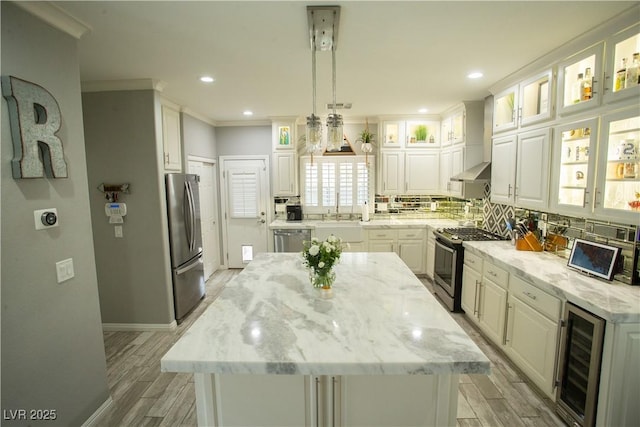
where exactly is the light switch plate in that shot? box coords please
[115,225,123,238]
[56,258,74,283]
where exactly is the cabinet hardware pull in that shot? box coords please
[488,270,497,277]
[503,303,513,345]
[315,377,320,427]
[332,376,337,426]
[523,291,537,300]
[473,279,479,315]
[553,320,567,390]
[507,184,512,198]
[583,189,589,207]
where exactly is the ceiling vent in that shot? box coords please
[326,102,352,109]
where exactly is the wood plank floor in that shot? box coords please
[97,270,566,427]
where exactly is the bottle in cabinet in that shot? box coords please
[614,58,628,91]
[572,73,584,104]
[581,68,593,101]
[626,52,640,89]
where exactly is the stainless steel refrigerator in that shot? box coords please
[165,173,205,323]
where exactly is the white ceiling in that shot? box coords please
[52,1,636,125]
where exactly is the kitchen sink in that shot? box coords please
[314,221,363,242]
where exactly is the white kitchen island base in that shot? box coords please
[195,372,459,427]
[162,253,488,427]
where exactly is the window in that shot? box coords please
[301,155,375,213]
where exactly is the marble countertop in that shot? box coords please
[269,218,460,230]
[161,252,490,376]
[463,241,640,324]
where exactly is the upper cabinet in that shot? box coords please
[161,103,182,171]
[594,108,640,224]
[603,23,640,105]
[557,43,603,116]
[271,118,298,196]
[441,105,466,146]
[493,68,555,133]
[379,119,439,149]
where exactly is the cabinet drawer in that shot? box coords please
[483,261,508,289]
[398,228,425,240]
[464,251,483,272]
[509,276,561,320]
[368,229,398,240]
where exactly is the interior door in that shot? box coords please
[221,157,269,268]
[188,158,220,280]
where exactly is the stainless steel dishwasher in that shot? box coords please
[273,229,311,252]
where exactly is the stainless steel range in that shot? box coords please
[433,227,508,312]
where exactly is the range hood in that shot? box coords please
[450,161,491,182]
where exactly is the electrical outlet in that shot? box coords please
[56,258,74,283]
[541,213,548,221]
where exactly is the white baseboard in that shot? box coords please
[102,321,177,332]
[81,396,113,427]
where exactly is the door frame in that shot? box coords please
[219,155,272,269]
[188,155,221,276]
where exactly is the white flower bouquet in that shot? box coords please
[301,235,344,289]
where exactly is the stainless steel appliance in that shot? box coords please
[274,228,311,252]
[286,204,303,221]
[433,227,508,312]
[165,173,205,323]
[556,303,606,427]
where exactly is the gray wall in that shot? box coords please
[1,3,110,425]
[215,125,271,156]
[83,90,174,325]
[182,113,217,161]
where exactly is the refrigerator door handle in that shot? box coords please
[188,180,197,251]
[176,256,202,275]
[184,181,195,251]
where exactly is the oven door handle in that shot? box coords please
[435,240,456,255]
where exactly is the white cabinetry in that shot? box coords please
[367,228,426,274]
[271,119,298,197]
[603,23,640,105]
[425,228,436,279]
[272,152,298,196]
[439,102,484,197]
[461,251,483,318]
[557,43,604,116]
[505,276,562,400]
[380,151,438,195]
[161,103,182,171]
[477,261,509,346]
[490,128,551,211]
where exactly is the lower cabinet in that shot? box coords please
[204,373,458,427]
[461,251,562,401]
[367,228,426,274]
[425,228,436,279]
[505,275,561,400]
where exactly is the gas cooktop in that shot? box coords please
[436,227,509,242]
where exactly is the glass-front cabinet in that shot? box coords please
[381,121,405,149]
[405,120,440,148]
[557,43,603,116]
[493,85,518,133]
[594,109,640,224]
[550,119,599,216]
[603,23,640,104]
[519,69,555,127]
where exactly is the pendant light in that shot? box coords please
[306,6,341,156]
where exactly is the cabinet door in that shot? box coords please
[381,121,405,149]
[557,43,604,116]
[515,128,551,211]
[490,134,517,204]
[398,240,425,274]
[602,23,640,105]
[449,147,464,196]
[405,152,439,194]
[550,119,598,216]
[380,151,404,194]
[519,69,555,127]
[272,152,297,196]
[506,295,559,399]
[451,111,465,144]
[439,149,452,195]
[493,85,519,133]
[461,266,481,321]
[478,278,507,346]
[441,118,452,147]
[594,109,640,224]
[162,104,182,171]
[425,233,436,279]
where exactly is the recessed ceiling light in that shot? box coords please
[199,76,214,83]
[467,72,483,79]
[243,110,253,116]
[418,108,428,113]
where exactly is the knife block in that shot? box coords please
[516,232,543,252]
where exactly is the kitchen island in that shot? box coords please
[161,252,490,427]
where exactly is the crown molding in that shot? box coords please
[215,120,272,127]
[14,1,91,39]
[182,108,218,127]
[81,79,167,93]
